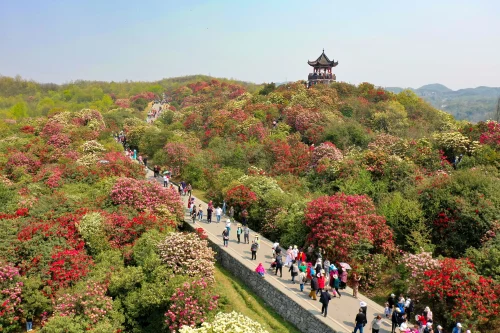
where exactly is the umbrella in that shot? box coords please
[339,262,352,270]
[162,171,170,175]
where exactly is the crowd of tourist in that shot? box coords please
[122,102,472,333]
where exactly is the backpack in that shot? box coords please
[251,243,258,251]
[310,267,316,276]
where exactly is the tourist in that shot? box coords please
[275,252,283,277]
[285,246,293,267]
[329,271,340,297]
[163,174,168,187]
[178,184,182,196]
[222,228,229,247]
[197,204,203,221]
[417,312,427,331]
[436,325,444,333]
[133,149,137,160]
[243,225,250,244]
[298,261,307,275]
[26,312,33,332]
[317,271,326,295]
[354,308,368,333]
[392,308,402,333]
[298,266,306,291]
[315,259,322,275]
[191,205,197,223]
[289,260,299,283]
[405,298,414,323]
[360,301,368,316]
[399,319,410,333]
[309,274,318,300]
[424,306,433,323]
[340,265,348,289]
[424,322,433,333]
[320,289,332,317]
[306,263,314,281]
[323,258,330,275]
[388,293,396,314]
[353,273,361,298]
[250,240,258,260]
[236,224,242,243]
[143,156,148,167]
[216,206,222,223]
[207,206,213,224]
[222,200,227,215]
[296,248,306,266]
[138,155,143,164]
[225,218,231,235]
[255,263,265,277]
[292,245,298,261]
[384,302,391,318]
[452,323,463,333]
[272,241,280,258]
[371,315,382,333]
[186,183,192,197]
[229,205,234,221]
[241,208,248,226]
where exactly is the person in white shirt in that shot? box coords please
[216,206,222,223]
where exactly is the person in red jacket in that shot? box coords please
[297,249,307,265]
[317,271,326,296]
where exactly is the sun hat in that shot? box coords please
[226,219,231,223]
[437,325,443,329]
[457,323,462,328]
[427,322,433,327]
[293,245,297,249]
[396,308,401,313]
[360,301,367,307]
[391,293,395,297]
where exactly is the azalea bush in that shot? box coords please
[422,258,500,330]
[304,193,395,262]
[179,311,269,333]
[50,281,113,327]
[158,232,216,282]
[110,177,183,217]
[0,262,23,332]
[165,279,219,332]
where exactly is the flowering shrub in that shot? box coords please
[52,281,113,326]
[401,251,440,297]
[479,120,500,148]
[0,262,23,332]
[179,311,269,333]
[165,279,219,332]
[49,248,93,289]
[164,142,193,175]
[304,193,395,261]
[47,133,71,149]
[110,177,183,217]
[266,137,311,175]
[6,152,41,174]
[423,258,500,330]
[310,141,343,170]
[158,232,216,282]
[225,185,258,211]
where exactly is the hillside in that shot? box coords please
[385,83,500,122]
[1,76,500,332]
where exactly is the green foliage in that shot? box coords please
[258,83,276,96]
[379,192,427,251]
[40,315,86,333]
[466,235,500,282]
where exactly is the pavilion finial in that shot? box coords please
[323,48,324,53]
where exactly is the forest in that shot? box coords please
[1,75,500,332]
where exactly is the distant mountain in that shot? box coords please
[385,84,500,122]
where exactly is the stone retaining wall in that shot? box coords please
[184,222,337,333]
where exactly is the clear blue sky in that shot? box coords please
[1,0,499,89]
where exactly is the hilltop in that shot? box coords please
[385,83,500,122]
[1,75,500,331]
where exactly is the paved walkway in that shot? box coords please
[145,172,392,333]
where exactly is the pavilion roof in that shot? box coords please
[308,49,338,67]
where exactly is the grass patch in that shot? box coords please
[214,263,301,333]
[191,189,208,203]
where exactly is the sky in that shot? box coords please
[1,0,499,90]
